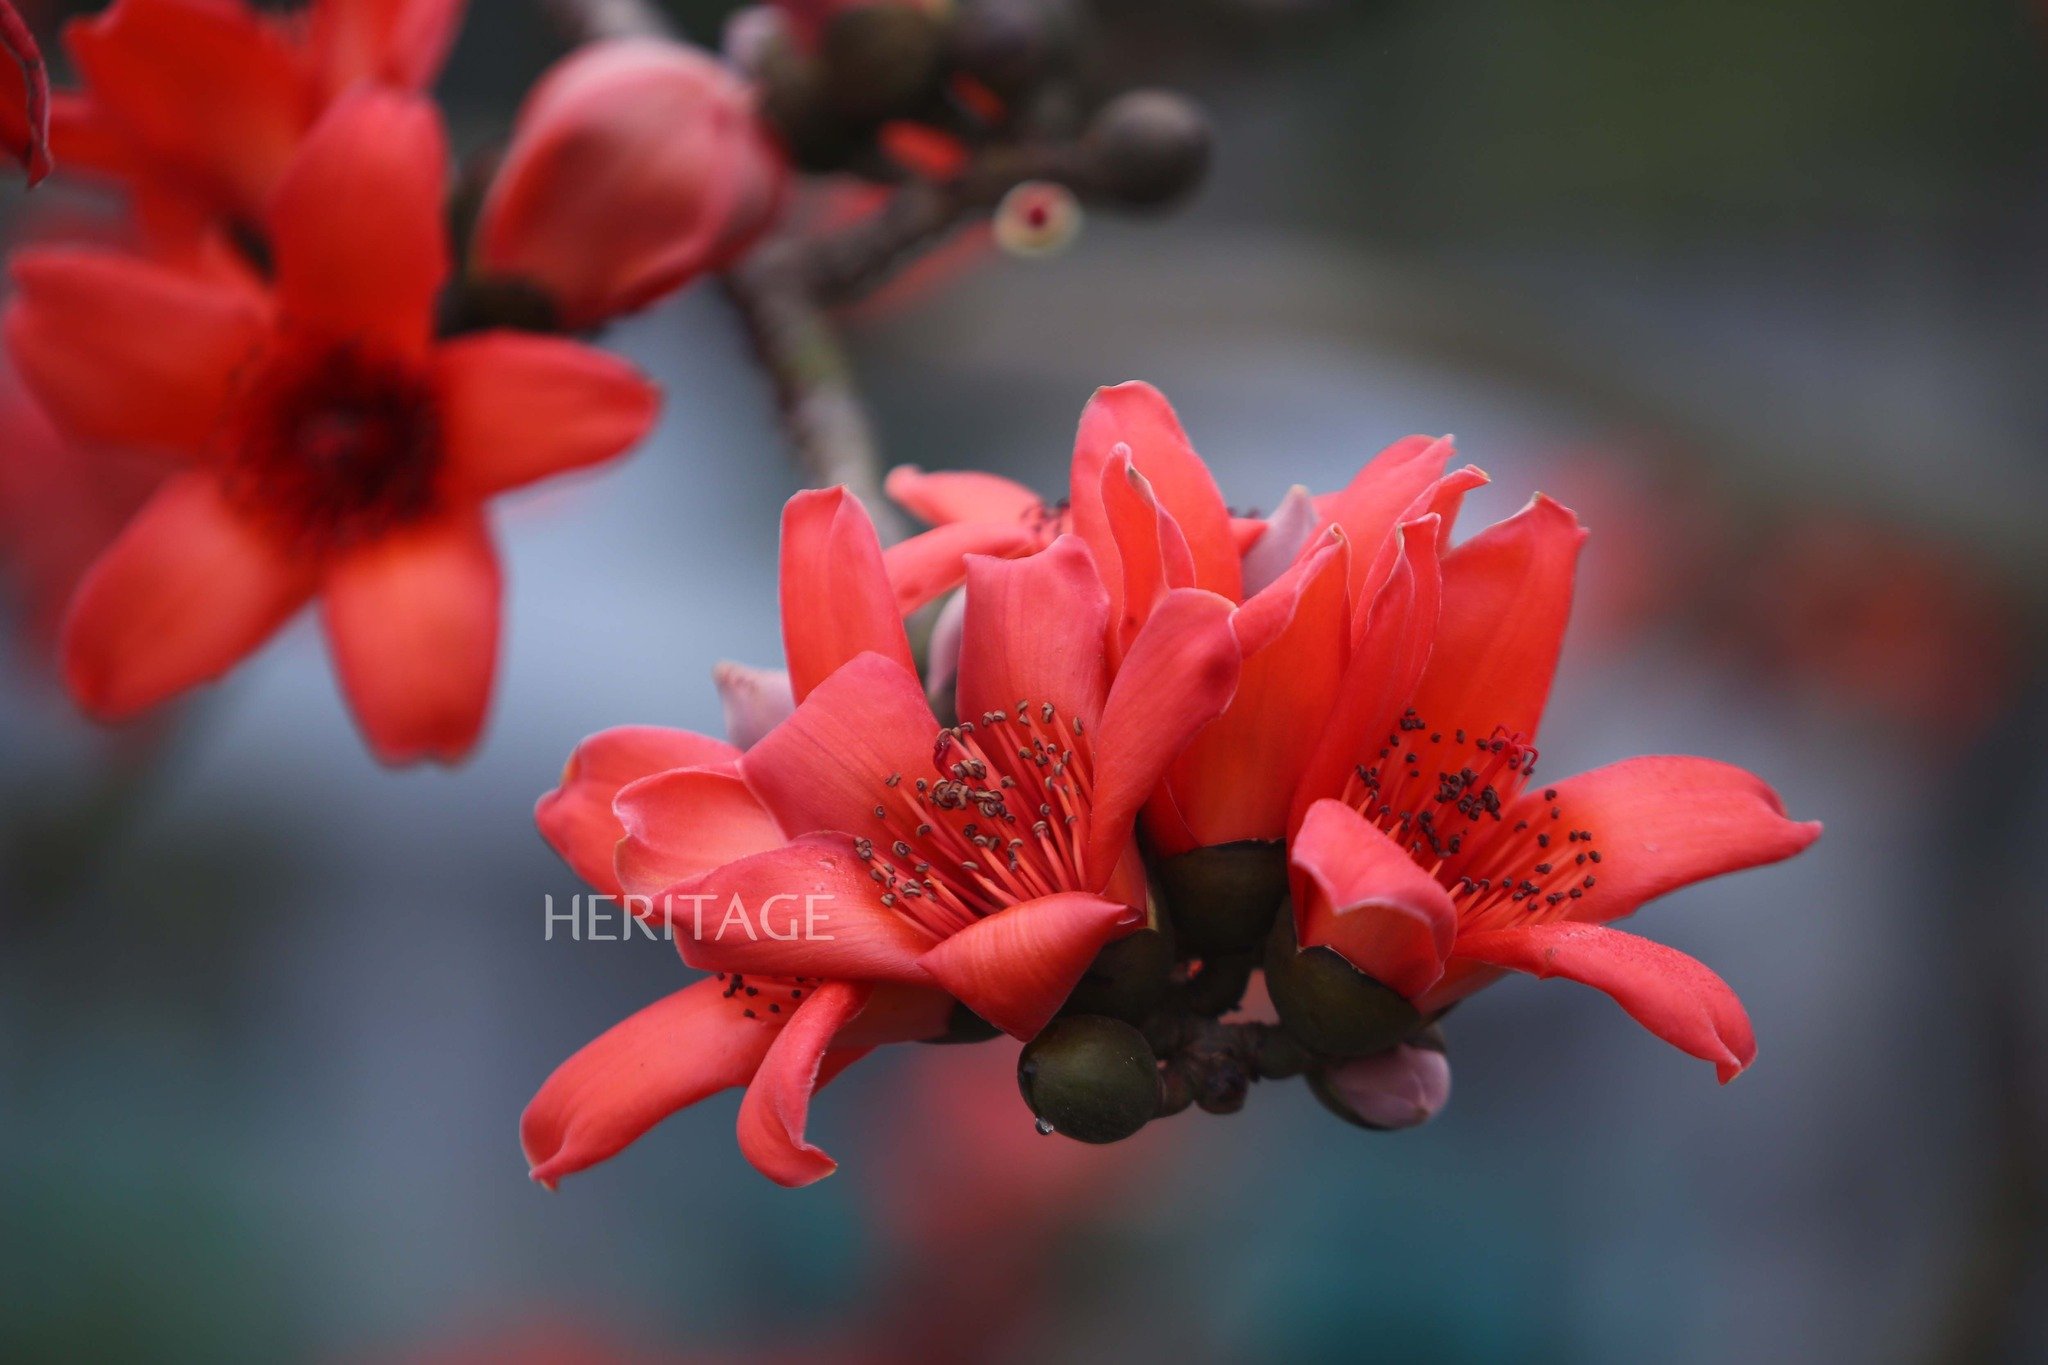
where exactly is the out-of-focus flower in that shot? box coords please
[524,485,1239,1186]
[0,0,50,184]
[991,179,1080,257]
[7,90,657,762]
[1285,495,1821,1080]
[49,0,464,254]
[0,367,160,652]
[471,38,786,330]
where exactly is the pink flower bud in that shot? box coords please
[1311,1042,1452,1131]
[473,39,786,328]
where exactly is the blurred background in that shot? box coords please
[4,1,2046,1361]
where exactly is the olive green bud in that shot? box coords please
[1156,839,1286,955]
[1264,915,1421,1058]
[1059,926,1172,1023]
[1084,89,1211,210]
[821,4,948,125]
[1017,1015,1159,1143]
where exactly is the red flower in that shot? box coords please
[0,0,51,184]
[1287,496,1821,1080]
[6,90,658,762]
[472,38,786,329]
[50,0,463,252]
[523,486,1239,1186]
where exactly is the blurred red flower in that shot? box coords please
[472,38,786,329]
[6,90,657,762]
[49,0,464,257]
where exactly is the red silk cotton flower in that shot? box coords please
[1285,494,1821,1081]
[6,90,658,762]
[524,485,1239,1187]
[50,0,464,253]
[471,38,786,329]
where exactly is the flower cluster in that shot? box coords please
[525,382,1821,1187]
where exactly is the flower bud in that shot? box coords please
[1084,89,1211,210]
[1059,925,1172,1023]
[1264,915,1421,1057]
[473,39,786,328]
[1017,1015,1159,1143]
[820,3,947,125]
[949,0,1078,98]
[1309,1035,1451,1131]
[1156,839,1286,954]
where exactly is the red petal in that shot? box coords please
[614,767,786,899]
[320,509,499,765]
[779,487,916,702]
[65,0,312,218]
[6,248,269,452]
[672,832,940,984]
[0,0,51,184]
[916,892,1138,1039]
[1085,587,1239,880]
[1070,382,1241,612]
[60,472,313,719]
[955,533,1110,729]
[885,464,1041,525]
[535,725,742,895]
[521,975,778,1188]
[1449,922,1757,1082]
[1239,484,1316,596]
[1097,453,1196,656]
[307,0,465,96]
[1290,798,1458,999]
[433,332,658,500]
[1158,532,1348,851]
[1407,494,1585,748]
[882,520,1042,615]
[268,88,447,357]
[1315,434,1456,600]
[740,651,937,838]
[472,38,782,327]
[736,980,871,1187]
[1497,756,1822,926]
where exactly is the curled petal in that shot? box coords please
[308,0,466,96]
[885,464,1042,525]
[0,0,51,184]
[1449,922,1757,1082]
[737,980,871,1187]
[613,767,785,899]
[1290,799,1458,1000]
[916,893,1139,1040]
[779,487,915,703]
[883,520,1042,615]
[521,976,777,1188]
[1315,434,1456,600]
[955,534,1111,729]
[536,725,742,894]
[672,832,940,983]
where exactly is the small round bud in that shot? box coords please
[918,999,1003,1044]
[1018,1015,1159,1143]
[1264,916,1421,1057]
[1060,926,1172,1023]
[821,4,948,125]
[993,180,1081,257]
[1156,839,1287,954]
[1309,1036,1452,1131]
[949,0,1076,98]
[1084,89,1212,209]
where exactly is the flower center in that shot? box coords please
[222,339,441,550]
[855,700,1095,936]
[710,970,820,1024]
[1342,708,1602,932]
